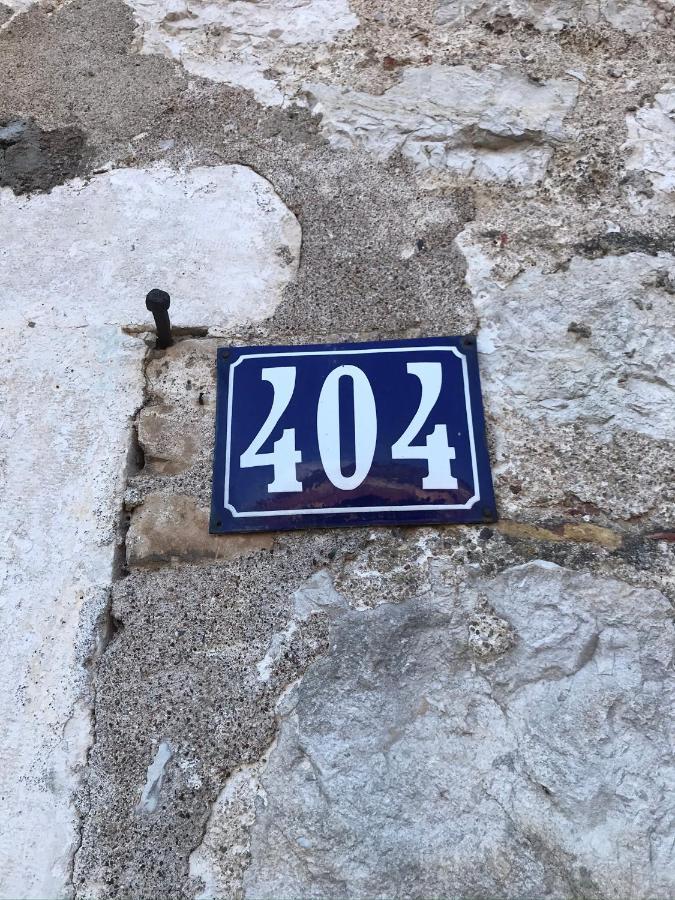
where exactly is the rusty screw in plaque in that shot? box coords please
[146,289,174,349]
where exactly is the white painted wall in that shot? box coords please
[0,164,299,898]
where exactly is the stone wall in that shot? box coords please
[1,1,673,898]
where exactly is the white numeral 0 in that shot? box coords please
[317,365,377,490]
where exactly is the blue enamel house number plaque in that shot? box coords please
[210,337,496,533]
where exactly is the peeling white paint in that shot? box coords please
[0,164,299,898]
[124,0,359,105]
[305,66,578,183]
[3,164,300,332]
[138,741,173,813]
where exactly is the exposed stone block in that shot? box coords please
[126,493,273,566]
[137,406,199,475]
[456,227,675,521]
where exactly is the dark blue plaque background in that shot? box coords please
[210,337,496,533]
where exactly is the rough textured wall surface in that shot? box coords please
[1,0,673,898]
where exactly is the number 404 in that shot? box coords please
[240,363,459,494]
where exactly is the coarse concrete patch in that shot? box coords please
[0,0,184,151]
[0,117,86,193]
[72,541,336,897]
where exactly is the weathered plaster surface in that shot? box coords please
[306,65,578,183]
[3,164,299,331]
[623,85,675,205]
[0,325,143,899]
[436,0,675,32]
[454,227,675,524]
[0,164,298,899]
[124,0,359,104]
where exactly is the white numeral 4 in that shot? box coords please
[391,362,458,490]
[240,367,302,493]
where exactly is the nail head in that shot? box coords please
[146,289,171,311]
